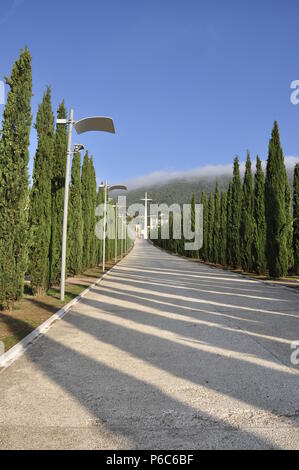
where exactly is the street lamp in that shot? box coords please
[111,201,126,264]
[111,203,118,263]
[114,202,127,260]
[57,109,115,301]
[99,182,127,272]
[140,192,152,240]
[73,143,85,153]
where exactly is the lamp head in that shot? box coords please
[74,144,84,153]
[109,184,127,192]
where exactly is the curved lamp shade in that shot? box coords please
[109,184,127,191]
[74,116,115,135]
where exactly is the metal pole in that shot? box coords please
[60,109,74,301]
[102,181,107,272]
[115,204,118,263]
[144,192,148,239]
[121,216,123,258]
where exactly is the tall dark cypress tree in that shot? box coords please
[200,192,208,260]
[252,156,266,274]
[96,184,104,265]
[0,48,32,309]
[213,182,221,264]
[285,172,293,272]
[88,157,97,267]
[240,152,254,272]
[29,87,54,294]
[105,199,111,261]
[188,193,197,258]
[207,193,215,262]
[106,199,115,261]
[50,102,67,285]
[178,215,185,255]
[67,151,83,275]
[168,211,178,253]
[293,163,299,275]
[265,121,288,278]
[230,157,242,268]
[226,181,233,266]
[81,151,91,270]
[219,191,227,265]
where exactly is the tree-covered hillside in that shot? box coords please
[124,168,295,207]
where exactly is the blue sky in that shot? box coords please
[0,0,299,187]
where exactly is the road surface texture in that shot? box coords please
[0,239,299,449]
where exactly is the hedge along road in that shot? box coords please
[0,239,299,449]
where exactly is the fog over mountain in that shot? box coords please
[124,156,299,190]
[118,156,299,206]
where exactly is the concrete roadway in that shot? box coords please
[0,239,299,449]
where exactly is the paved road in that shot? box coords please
[0,239,299,449]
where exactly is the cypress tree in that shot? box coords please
[200,192,208,260]
[67,151,83,275]
[226,181,233,266]
[188,193,197,258]
[252,156,266,274]
[285,173,293,272]
[29,87,54,294]
[106,200,112,261]
[88,157,97,267]
[207,193,215,262]
[81,151,91,270]
[179,215,185,255]
[240,152,254,272]
[106,200,115,261]
[96,184,104,265]
[0,48,32,309]
[157,224,162,248]
[213,182,221,264]
[50,102,67,285]
[265,121,288,278]
[230,157,242,268]
[293,163,299,275]
[168,212,178,253]
[219,191,227,265]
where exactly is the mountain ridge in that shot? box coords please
[121,168,295,206]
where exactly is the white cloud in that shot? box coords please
[124,156,299,190]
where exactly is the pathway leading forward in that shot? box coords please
[0,239,299,449]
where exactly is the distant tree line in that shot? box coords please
[155,121,299,279]
[0,48,129,310]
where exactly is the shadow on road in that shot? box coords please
[0,240,299,449]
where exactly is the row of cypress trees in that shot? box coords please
[0,48,125,310]
[28,91,102,294]
[155,121,299,278]
[30,96,123,296]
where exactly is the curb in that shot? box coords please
[0,250,132,372]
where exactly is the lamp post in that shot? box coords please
[124,216,127,254]
[115,204,118,263]
[111,203,118,263]
[140,192,152,240]
[99,183,127,272]
[116,202,127,259]
[118,214,125,258]
[57,109,115,301]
